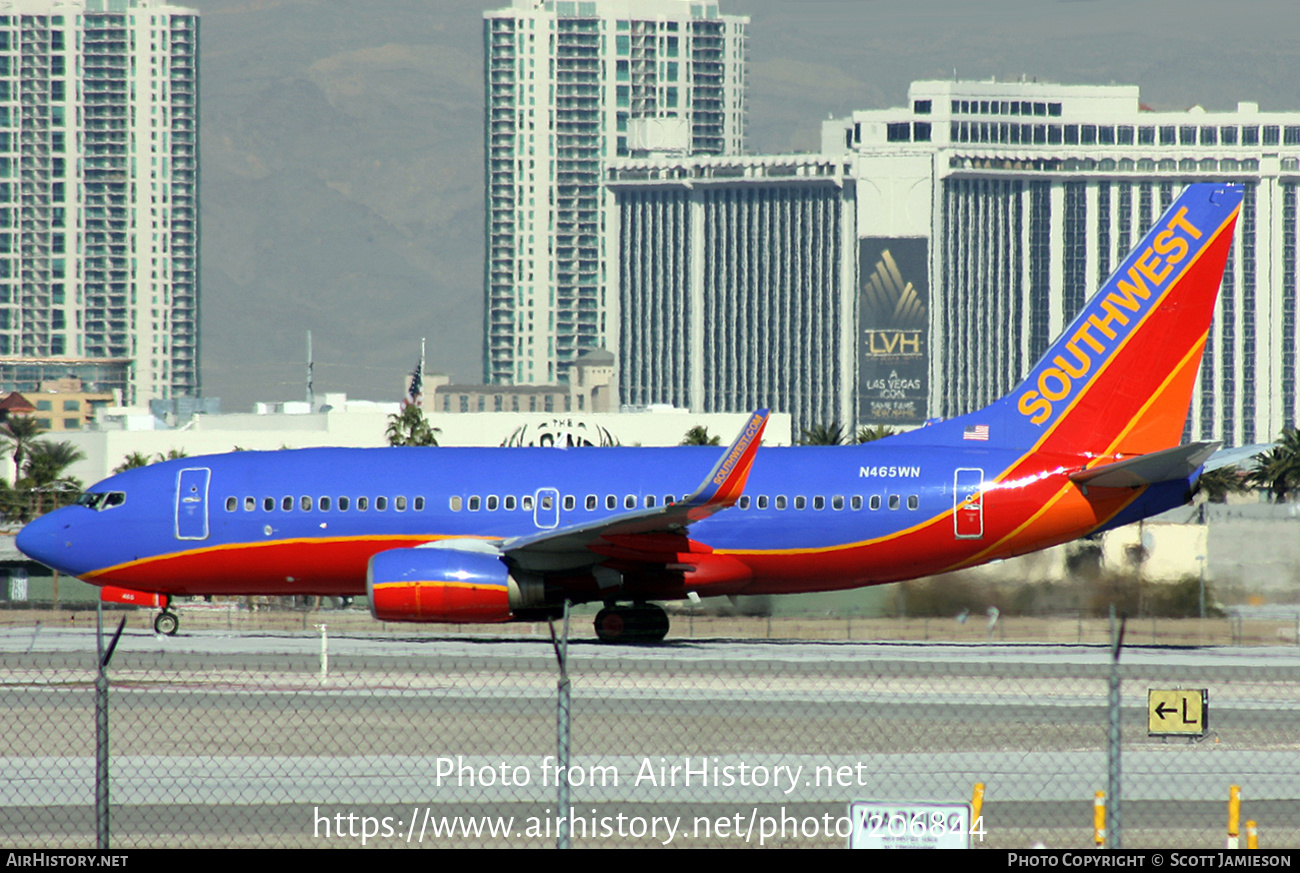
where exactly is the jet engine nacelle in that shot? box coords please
[366,547,544,623]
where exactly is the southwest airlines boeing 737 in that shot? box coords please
[17,183,1243,642]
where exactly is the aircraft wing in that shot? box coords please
[500,409,769,573]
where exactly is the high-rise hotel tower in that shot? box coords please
[483,0,746,387]
[0,0,198,406]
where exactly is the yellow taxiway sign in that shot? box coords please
[1147,689,1208,736]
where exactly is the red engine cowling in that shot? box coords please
[367,547,544,623]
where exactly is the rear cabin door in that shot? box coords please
[175,467,211,540]
[953,468,984,540]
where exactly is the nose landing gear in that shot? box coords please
[593,603,670,643]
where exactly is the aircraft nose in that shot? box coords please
[16,511,72,573]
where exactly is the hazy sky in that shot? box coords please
[191,0,1300,409]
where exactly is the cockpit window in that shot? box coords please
[76,492,104,510]
[76,491,125,511]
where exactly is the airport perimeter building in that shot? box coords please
[483,0,747,388]
[610,79,1300,446]
[0,0,198,407]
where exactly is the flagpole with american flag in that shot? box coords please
[403,338,425,409]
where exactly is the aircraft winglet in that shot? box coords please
[682,409,769,510]
[500,409,771,572]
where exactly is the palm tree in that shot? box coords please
[1196,465,1249,504]
[798,422,846,446]
[22,440,86,516]
[0,415,43,475]
[855,424,896,443]
[386,404,440,447]
[680,425,720,446]
[1249,427,1300,503]
[113,451,153,473]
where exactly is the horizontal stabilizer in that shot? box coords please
[1069,442,1219,489]
[1202,443,1272,472]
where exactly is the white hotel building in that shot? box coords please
[483,0,746,388]
[825,79,1300,447]
[0,0,199,406]
[609,80,1300,446]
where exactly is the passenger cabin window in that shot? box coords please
[794,496,806,510]
[282,496,293,511]
[606,495,616,510]
[468,496,479,511]
[414,497,425,511]
[339,497,350,511]
[320,497,331,511]
[300,496,312,511]
[505,496,516,511]
[450,496,463,511]
[563,495,575,511]
[832,496,844,510]
[908,495,919,510]
[376,497,388,511]
[888,495,901,510]
[486,495,498,511]
[586,495,597,510]
[244,497,255,511]
[757,495,768,510]
[813,496,825,510]
[775,496,787,510]
[395,496,407,511]
[738,496,750,509]
[225,497,236,511]
[624,495,635,509]
[357,497,369,511]
[264,497,274,511]
[870,495,881,510]
[851,496,862,510]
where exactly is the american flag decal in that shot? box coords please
[963,424,989,441]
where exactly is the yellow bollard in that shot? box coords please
[1094,791,1106,847]
[1246,820,1258,850]
[1228,785,1241,849]
[971,782,985,823]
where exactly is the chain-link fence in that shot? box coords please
[3,614,1299,849]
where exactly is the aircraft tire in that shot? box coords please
[594,605,669,644]
[154,611,179,636]
[594,608,626,643]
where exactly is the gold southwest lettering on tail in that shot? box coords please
[1016,206,1205,425]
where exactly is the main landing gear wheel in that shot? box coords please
[594,604,670,644]
[154,611,179,636]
